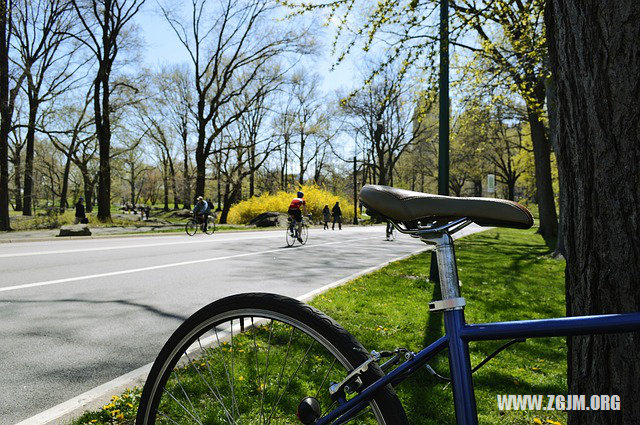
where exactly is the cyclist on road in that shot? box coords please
[288,191,307,242]
[193,196,211,232]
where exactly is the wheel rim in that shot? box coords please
[141,310,387,424]
[186,220,198,236]
[285,225,295,246]
[300,225,309,245]
[204,217,215,235]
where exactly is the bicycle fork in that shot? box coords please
[427,232,479,425]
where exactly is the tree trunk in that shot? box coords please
[546,2,640,424]
[0,1,14,230]
[13,144,22,211]
[249,143,255,197]
[22,101,38,216]
[182,139,191,209]
[96,71,112,222]
[473,179,482,197]
[162,160,169,212]
[527,100,558,237]
[194,147,206,201]
[546,72,566,258]
[219,182,236,224]
[59,151,72,213]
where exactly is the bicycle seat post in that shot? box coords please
[421,229,479,425]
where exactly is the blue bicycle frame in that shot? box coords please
[313,222,640,425]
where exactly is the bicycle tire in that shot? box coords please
[185,219,198,236]
[136,293,408,425]
[286,223,296,247]
[300,224,309,245]
[204,216,216,235]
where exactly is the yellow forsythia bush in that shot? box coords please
[227,184,357,224]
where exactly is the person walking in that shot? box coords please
[74,198,86,224]
[322,205,331,230]
[331,202,342,230]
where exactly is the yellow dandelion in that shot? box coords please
[116,413,125,420]
[546,420,562,425]
[238,375,245,381]
[533,419,542,425]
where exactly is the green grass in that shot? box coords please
[70,227,567,425]
[310,227,567,424]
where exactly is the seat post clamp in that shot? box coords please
[428,297,466,312]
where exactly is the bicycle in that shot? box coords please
[136,184,640,425]
[286,215,309,247]
[185,213,216,236]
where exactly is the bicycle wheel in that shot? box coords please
[300,224,309,245]
[204,216,216,235]
[285,223,296,247]
[136,293,408,425]
[186,219,198,236]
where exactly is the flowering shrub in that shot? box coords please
[227,184,357,224]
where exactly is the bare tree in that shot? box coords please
[69,0,144,221]
[342,67,419,186]
[43,88,94,211]
[160,0,306,201]
[13,0,83,216]
[1,0,27,230]
[153,66,193,208]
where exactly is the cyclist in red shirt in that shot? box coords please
[288,191,307,242]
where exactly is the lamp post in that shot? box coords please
[430,0,450,284]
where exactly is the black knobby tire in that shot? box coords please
[204,216,216,235]
[136,293,408,424]
[185,219,198,236]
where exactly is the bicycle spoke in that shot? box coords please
[186,347,235,424]
[229,318,240,420]
[266,326,296,421]
[315,357,337,399]
[157,409,183,425]
[213,325,237,421]
[167,372,203,424]
[259,319,275,423]
[266,339,316,424]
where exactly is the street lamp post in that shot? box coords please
[431,0,450,284]
[353,155,358,224]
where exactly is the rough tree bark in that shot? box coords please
[22,100,38,215]
[0,0,9,230]
[546,2,640,424]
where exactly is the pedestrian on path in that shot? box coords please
[74,198,86,224]
[322,205,331,230]
[332,202,342,230]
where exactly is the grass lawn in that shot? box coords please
[70,226,567,425]
[310,227,567,424]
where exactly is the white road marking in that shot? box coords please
[0,233,285,258]
[0,236,379,293]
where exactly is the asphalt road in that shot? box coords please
[0,225,481,424]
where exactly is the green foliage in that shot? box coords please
[227,184,356,224]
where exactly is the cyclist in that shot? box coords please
[193,196,211,232]
[288,191,307,243]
